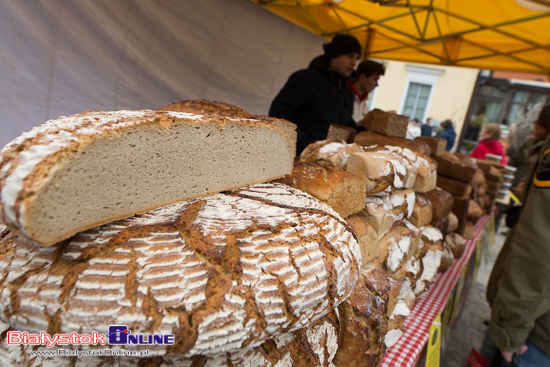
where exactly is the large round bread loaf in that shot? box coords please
[0,109,295,246]
[0,183,360,356]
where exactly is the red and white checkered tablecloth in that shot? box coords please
[381,215,491,367]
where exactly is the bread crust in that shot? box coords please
[0,110,296,246]
[0,183,360,356]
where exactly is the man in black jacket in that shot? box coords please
[269,34,361,155]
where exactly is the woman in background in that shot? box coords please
[470,122,507,165]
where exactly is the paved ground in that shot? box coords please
[439,229,507,367]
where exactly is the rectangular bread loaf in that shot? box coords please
[437,175,472,197]
[327,124,357,143]
[413,155,438,193]
[278,162,366,219]
[409,193,433,227]
[347,151,408,195]
[415,136,447,156]
[358,109,409,138]
[346,214,379,265]
[452,196,470,235]
[354,131,431,155]
[425,188,454,220]
[0,110,296,246]
[433,155,478,183]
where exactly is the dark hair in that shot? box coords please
[538,105,550,131]
[441,119,453,129]
[356,60,386,78]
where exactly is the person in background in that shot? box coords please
[406,118,421,140]
[506,121,532,191]
[484,104,550,367]
[513,105,550,200]
[349,60,386,123]
[438,119,456,151]
[269,34,361,155]
[470,122,507,165]
[421,117,433,137]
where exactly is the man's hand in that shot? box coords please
[500,345,528,362]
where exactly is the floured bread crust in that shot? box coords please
[300,140,364,171]
[157,100,253,118]
[0,183,360,357]
[0,310,341,366]
[0,109,296,246]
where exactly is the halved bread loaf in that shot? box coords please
[0,110,295,246]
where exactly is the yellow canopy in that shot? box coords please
[248,0,550,75]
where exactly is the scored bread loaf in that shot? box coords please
[0,183,360,356]
[378,222,421,277]
[347,151,411,195]
[0,110,296,246]
[360,189,415,239]
[361,145,437,193]
[0,310,341,367]
[333,261,391,367]
[278,161,366,218]
[300,140,364,170]
[361,146,418,189]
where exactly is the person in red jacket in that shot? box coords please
[471,122,507,164]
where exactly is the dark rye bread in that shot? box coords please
[357,109,409,138]
[0,109,296,246]
[415,136,447,156]
[433,153,478,183]
[425,189,454,220]
[0,183,361,357]
[327,124,358,143]
[0,311,341,366]
[333,262,393,367]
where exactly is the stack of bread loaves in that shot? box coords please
[0,102,369,366]
[280,123,467,355]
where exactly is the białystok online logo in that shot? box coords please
[7,326,175,347]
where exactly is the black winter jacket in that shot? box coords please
[269,55,355,154]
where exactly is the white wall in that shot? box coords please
[372,60,479,141]
[0,0,325,148]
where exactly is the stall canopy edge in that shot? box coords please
[248,0,550,75]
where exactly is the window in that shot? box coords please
[402,82,431,121]
[398,65,443,122]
